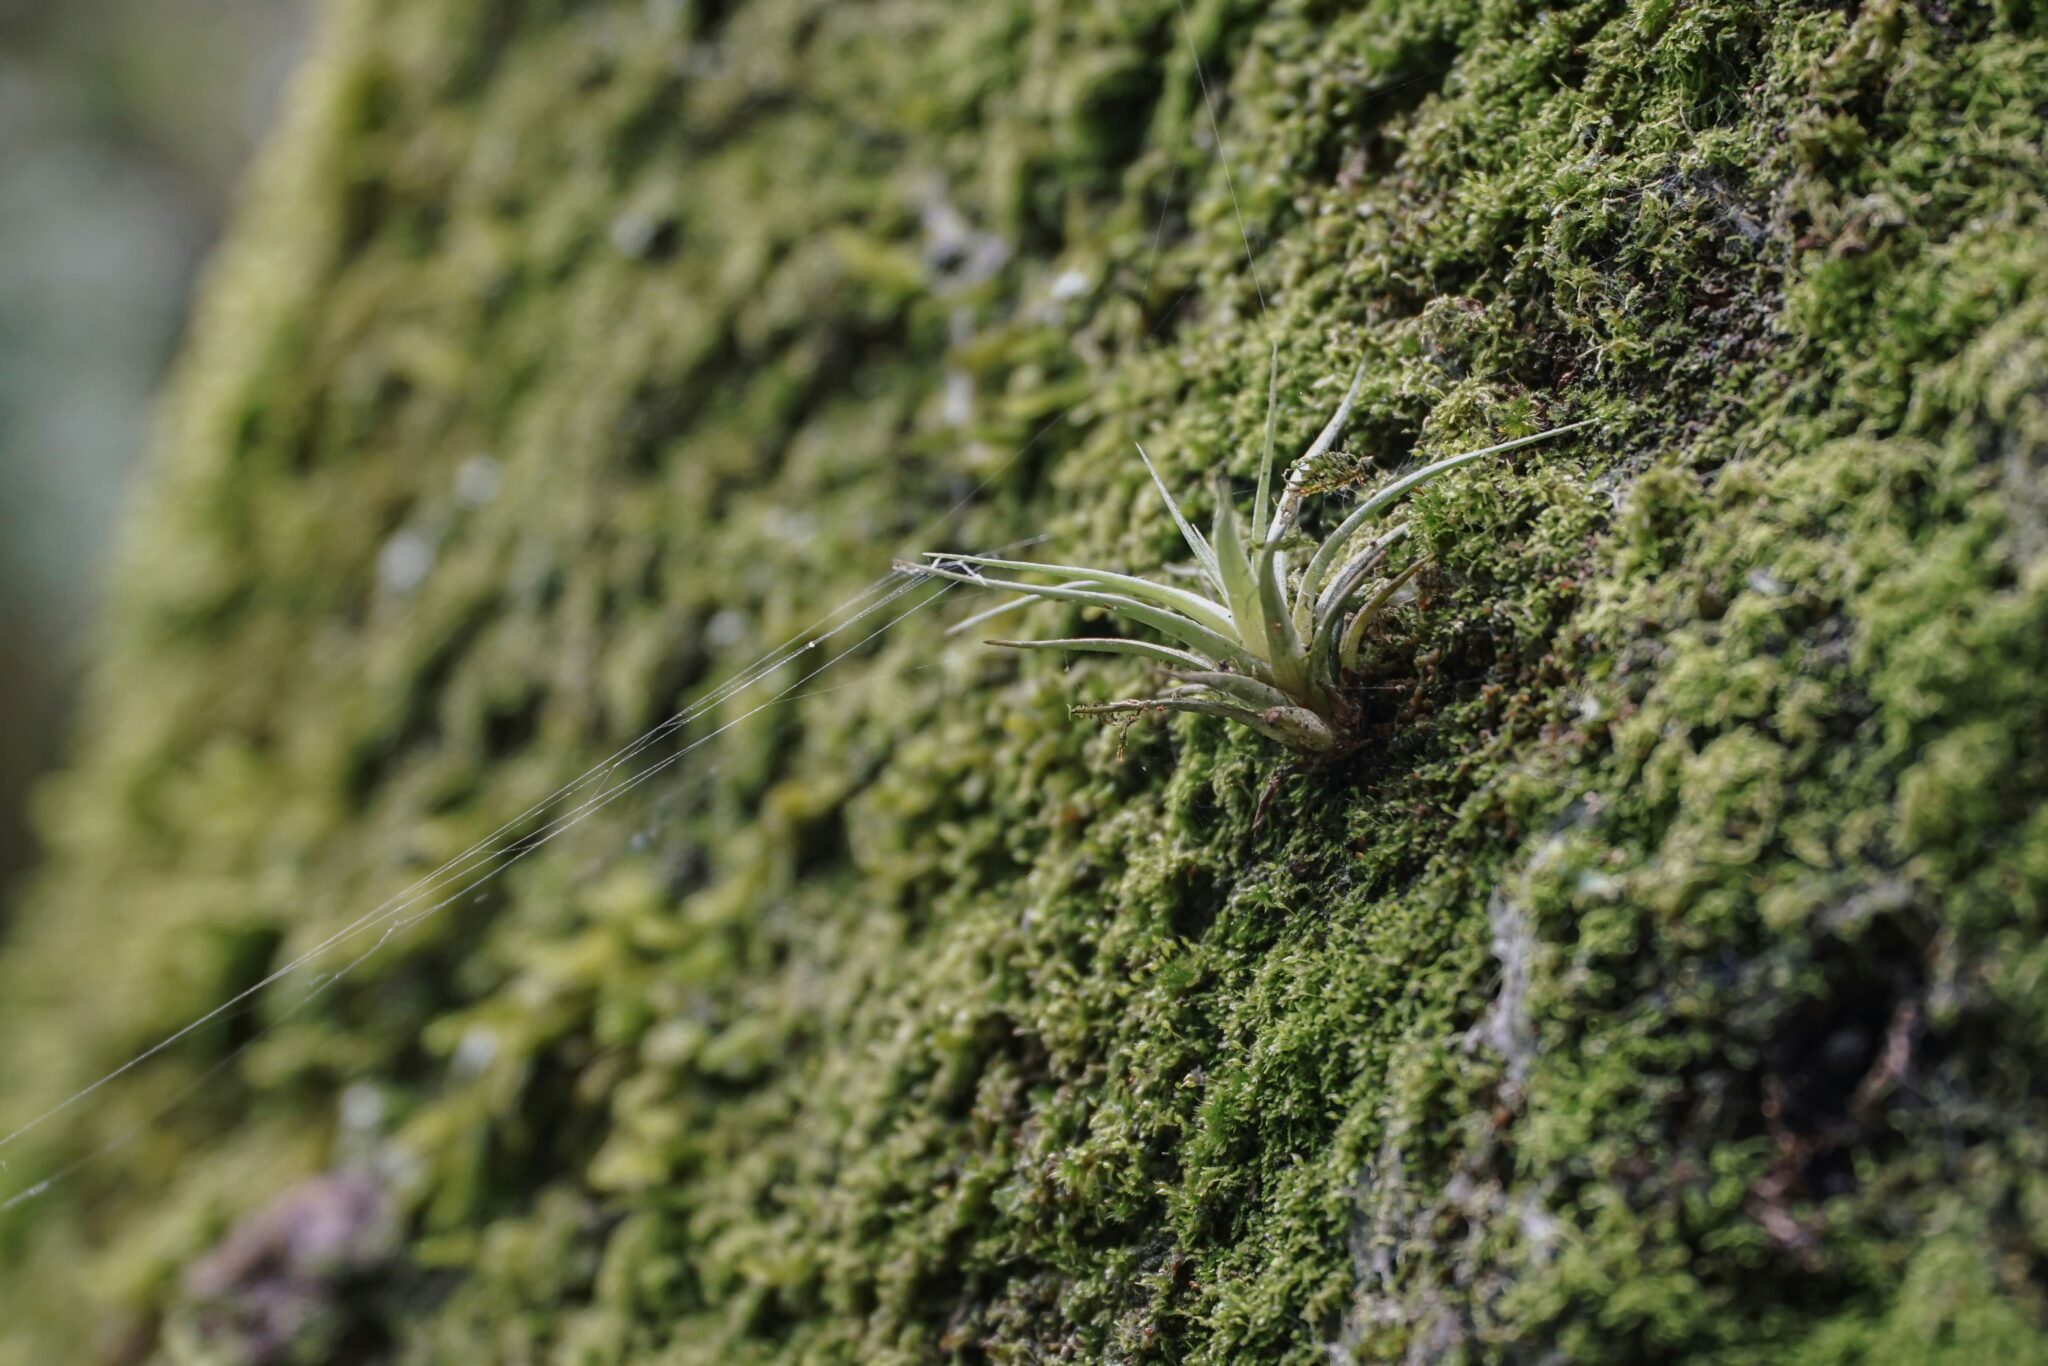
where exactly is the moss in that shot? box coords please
[2,0,2045,1361]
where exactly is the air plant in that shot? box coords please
[905,359,1590,755]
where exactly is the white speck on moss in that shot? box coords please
[376,531,435,595]
[451,1027,498,1078]
[706,610,748,648]
[455,455,501,508]
[763,506,816,545]
[339,1084,384,1133]
[1049,268,1091,301]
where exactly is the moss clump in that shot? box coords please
[2,0,2046,1361]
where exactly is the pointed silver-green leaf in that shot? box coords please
[920,551,1234,637]
[1166,669,1299,711]
[1254,531,1308,701]
[1338,559,1427,673]
[1312,524,1408,627]
[1268,359,1368,544]
[1298,419,1593,609]
[1136,442,1222,593]
[1306,525,1407,686]
[905,559,1260,672]
[1208,472,1270,669]
[1222,472,1308,699]
[1254,344,1280,541]
[1074,696,1337,753]
[945,595,1034,637]
[986,637,1213,671]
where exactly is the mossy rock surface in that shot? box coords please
[3,0,2047,1361]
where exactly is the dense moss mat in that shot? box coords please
[3,0,2047,1359]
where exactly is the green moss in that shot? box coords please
[2,0,2045,1361]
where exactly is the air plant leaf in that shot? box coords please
[1338,559,1427,674]
[1136,442,1221,592]
[986,637,1213,671]
[900,558,1261,673]
[1253,346,1280,540]
[1297,419,1595,611]
[920,552,1237,638]
[1167,670,1300,711]
[1269,361,1367,545]
[1208,472,1272,663]
[1075,696,1339,753]
[914,368,1590,755]
[1306,525,1407,686]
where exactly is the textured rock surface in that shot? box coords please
[3,0,2046,1360]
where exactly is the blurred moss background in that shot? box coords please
[0,0,305,895]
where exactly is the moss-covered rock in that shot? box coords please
[3,0,2046,1360]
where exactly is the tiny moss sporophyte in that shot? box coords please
[905,357,1590,755]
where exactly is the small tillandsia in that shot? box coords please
[903,356,1591,756]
